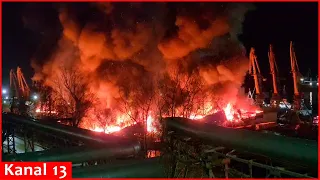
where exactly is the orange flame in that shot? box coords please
[35,105,57,114]
[224,103,233,121]
[35,95,261,134]
[93,125,121,133]
[147,114,156,132]
[91,112,157,134]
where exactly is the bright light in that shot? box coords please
[317,83,318,86]
[5,96,8,99]
[3,100,6,104]
[2,89,7,94]
[309,82,312,86]
[300,78,304,81]
[33,95,38,100]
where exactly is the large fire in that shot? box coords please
[87,101,262,134]
[29,3,256,135]
[88,111,157,134]
[34,98,262,134]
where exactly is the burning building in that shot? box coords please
[28,2,259,134]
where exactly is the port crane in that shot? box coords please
[249,48,264,106]
[289,41,302,111]
[9,67,30,114]
[268,44,281,106]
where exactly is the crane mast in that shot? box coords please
[249,48,264,106]
[10,69,19,97]
[290,41,301,110]
[268,44,280,106]
[9,66,30,114]
[17,67,30,98]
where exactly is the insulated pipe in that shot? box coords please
[2,113,141,159]
[2,113,140,147]
[164,117,317,169]
[72,157,166,178]
[3,144,140,163]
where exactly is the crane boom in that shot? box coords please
[10,67,30,98]
[249,48,261,95]
[290,41,300,96]
[268,44,279,95]
[10,69,19,97]
[249,48,264,106]
[17,67,30,98]
[290,41,302,111]
[9,67,30,114]
[268,44,282,107]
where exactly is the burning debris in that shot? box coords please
[28,3,256,134]
[201,103,263,127]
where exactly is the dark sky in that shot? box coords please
[2,2,318,91]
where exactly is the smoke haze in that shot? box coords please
[26,2,255,127]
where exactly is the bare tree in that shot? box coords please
[118,74,155,156]
[33,80,55,118]
[157,64,206,118]
[94,107,116,132]
[157,72,183,117]
[53,66,93,127]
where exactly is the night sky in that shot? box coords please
[2,2,318,92]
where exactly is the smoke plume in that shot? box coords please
[29,2,254,127]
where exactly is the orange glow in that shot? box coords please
[35,106,57,114]
[30,4,258,137]
[35,92,262,133]
[189,114,204,120]
[93,127,104,132]
[147,114,156,132]
[93,125,121,133]
[35,82,261,133]
[90,111,156,134]
[224,103,233,121]
[187,101,262,125]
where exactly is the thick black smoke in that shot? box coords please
[25,3,254,121]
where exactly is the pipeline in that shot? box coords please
[164,117,318,169]
[2,113,140,146]
[2,113,141,159]
[111,123,144,137]
[3,144,140,163]
[72,157,166,178]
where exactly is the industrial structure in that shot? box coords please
[8,67,30,115]
[163,117,317,178]
[268,44,280,107]
[248,48,264,106]
[2,113,166,178]
[290,41,302,111]
[2,113,317,178]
